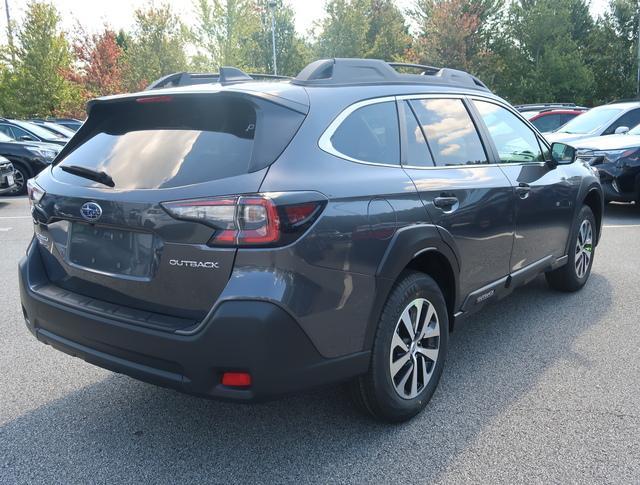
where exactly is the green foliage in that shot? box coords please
[2,0,640,117]
[315,0,410,60]
[1,1,81,117]
[123,3,189,90]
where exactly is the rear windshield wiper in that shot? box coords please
[60,165,115,188]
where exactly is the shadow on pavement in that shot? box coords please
[0,274,613,483]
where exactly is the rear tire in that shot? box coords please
[7,163,29,196]
[351,271,448,422]
[545,205,596,292]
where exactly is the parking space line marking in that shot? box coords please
[0,216,31,219]
[604,224,640,228]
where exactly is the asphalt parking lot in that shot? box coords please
[1,196,639,484]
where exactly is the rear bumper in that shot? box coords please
[19,241,369,401]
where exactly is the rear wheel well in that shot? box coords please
[583,189,602,241]
[405,250,456,331]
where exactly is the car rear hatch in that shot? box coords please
[30,88,308,330]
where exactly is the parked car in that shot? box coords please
[515,102,587,117]
[0,132,60,195]
[546,101,640,144]
[570,124,640,204]
[0,156,16,195]
[46,118,83,132]
[0,119,69,146]
[28,120,76,139]
[20,59,603,422]
[528,109,587,133]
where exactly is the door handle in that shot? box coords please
[515,183,531,199]
[433,196,459,209]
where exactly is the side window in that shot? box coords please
[532,113,570,133]
[604,109,640,135]
[473,100,544,163]
[10,126,33,140]
[409,98,487,166]
[330,101,400,165]
[0,125,15,139]
[402,101,434,167]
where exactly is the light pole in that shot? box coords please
[268,0,277,76]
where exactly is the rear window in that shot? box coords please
[54,94,304,189]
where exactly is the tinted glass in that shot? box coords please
[402,102,433,167]
[0,132,13,142]
[474,100,544,163]
[604,108,640,135]
[532,113,577,133]
[55,95,303,189]
[331,101,400,164]
[556,107,622,134]
[0,125,15,139]
[11,120,61,139]
[410,98,487,166]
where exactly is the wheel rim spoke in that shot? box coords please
[575,219,593,279]
[389,297,440,400]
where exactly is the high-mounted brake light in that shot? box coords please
[161,194,325,247]
[135,95,173,104]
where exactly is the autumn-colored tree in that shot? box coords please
[66,28,126,99]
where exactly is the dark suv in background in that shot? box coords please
[20,59,603,422]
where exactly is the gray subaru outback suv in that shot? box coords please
[19,59,603,422]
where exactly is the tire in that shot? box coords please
[351,271,448,422]
[545,205,596,292]
[6,163,29,196]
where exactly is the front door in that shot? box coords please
[470,98,575,272]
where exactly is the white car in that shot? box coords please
[546,101,640,144]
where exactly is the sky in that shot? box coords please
[0,0,611,41]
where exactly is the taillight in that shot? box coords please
[161,194,325,247]
[26,179,45,210]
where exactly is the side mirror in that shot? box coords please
[549,142,576,168]
[19,135,34,141]
[614,126,630,135]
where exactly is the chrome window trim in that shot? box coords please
[318,92,552,169]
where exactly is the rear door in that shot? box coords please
[398,96,515,301]
[469,98,574,272]
[33,92,306,325]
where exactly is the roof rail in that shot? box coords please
[606,97,640,105]
[292,58,490,92]
[146,69,292,90]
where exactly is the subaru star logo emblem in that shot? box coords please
[80,202,102,222]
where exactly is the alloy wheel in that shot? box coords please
[389,298,440,400]
[575,219,593,279]
[10,168,25,195]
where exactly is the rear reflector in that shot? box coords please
[222,372,252,387]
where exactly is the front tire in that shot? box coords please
[351,271,448,422]
[545,205,596,292]
[7,164,29,196]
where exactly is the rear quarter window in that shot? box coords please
[329,101,400,165]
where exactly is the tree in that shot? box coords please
[1,1,80,117]
[246,0,311,75]
[191,0,261,71]
[66,28,126,98]
[123,3,189,90]
[408,0,503,76]
[490,0,594,104]
[586,0,640,104]
[314,0,410,60]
